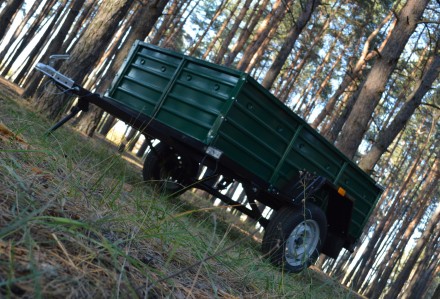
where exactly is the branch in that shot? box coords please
[417,20,440,25]
[421,102,440,110]
[392,9,399,22]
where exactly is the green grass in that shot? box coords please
[0,88,362,298]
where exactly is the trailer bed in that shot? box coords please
[107,41,382,240]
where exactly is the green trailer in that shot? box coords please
[36,41,383,273]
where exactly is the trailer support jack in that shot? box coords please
[46,98,90,135]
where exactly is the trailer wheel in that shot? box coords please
[142,142,198,195]
[262,203,327,273]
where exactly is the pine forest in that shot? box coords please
[0,0,439,298]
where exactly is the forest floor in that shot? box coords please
[0,78,365,298]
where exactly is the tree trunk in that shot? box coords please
[235,0,288,72]
[83,9,134,90]
[31,0,98,102]
[311,7,396,129]
[336,0,429,159]
[187,0,228,56]
[202,0,240,60]
[0,0,39,67]
[383,176,440,299]
[358,40,440,172]
[0,0,24,42]
[118,127,137,152]
[367,162,436,298]
[245,25,279,73]
[345,139,427,289]
[13,1,67,85]
[261,0,321,89]
[406,255,440,299]
[1,0,56,77]
[75,0,169,137]
[213,0,252,64]
[432,282,440,299]
[22,0,86,98]
[127,132,140,152]
[298,27,346,117]
[333,134,404,282]
[150,0,180,45]
[136,137,149,158]
[224,0,269,67]
[276,13,331,105]
[323,89,358,143]
[60,0,98,53]
[34,0,135,120]
[99,114,117,136]
[97,0,169,90]
[303,50,345,121]
[161,0,198,50]
[275,48,305,102]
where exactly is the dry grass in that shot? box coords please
[0,81,362,298]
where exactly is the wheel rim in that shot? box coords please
[284,219,320,267]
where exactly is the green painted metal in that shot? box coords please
[108,41,243,142]
[107,41,382,240]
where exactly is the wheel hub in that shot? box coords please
[285,219,320,267]
[294,236,304,246]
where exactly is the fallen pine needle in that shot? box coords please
[51,232,77,270]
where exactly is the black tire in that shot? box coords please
[262,203,327,273]
[142,142,198,195]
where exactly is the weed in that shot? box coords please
[0,90,364,298]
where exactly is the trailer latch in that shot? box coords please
[35,63,74,89]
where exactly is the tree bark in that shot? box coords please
[404,255,439,299]
[224,0,269,67]
[161,0,198,50]
[83,8,134,90]
[34,0,135,120]
[345,138,427,289]
[136,137,149,158]
[0,0,24,42]
[118,126,137,152]
[213,0,252,64]
[188,0,228,56]
[245,25,279,73]
[276,13,331,105]
[22,0,86,98]
[275,47,306,102]
[235,0,288,72]
[1,0,56,77]
[202,0,240,60]
[358,40,440,172]
[150,0,180,45]
[432,282,440,299]
[99,114,117,136]
[261,0,321,89]
[367,161,436,298]
[60,0,98,53]
[336,0,429,159]
[75,0,170,137]
[0,0,39,67]
[383,168,440,299]
[298,26,345,110]
[13,1,67,85]
[323,89,358,143]
[311,6,397,130]
[303,49,345,120]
